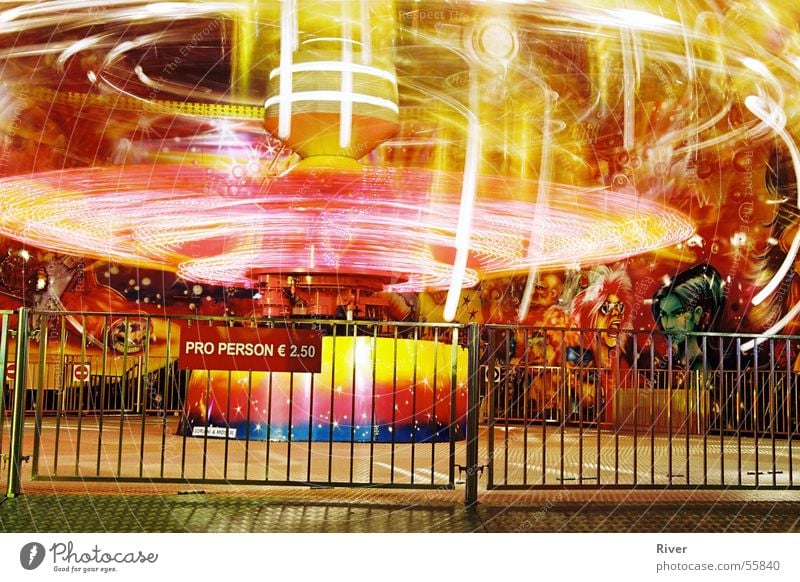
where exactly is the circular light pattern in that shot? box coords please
[0,164,693,290]
[469,19,520,65]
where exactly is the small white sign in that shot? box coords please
[191,426,237,438]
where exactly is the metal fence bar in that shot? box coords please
[389,326,398,484]
[449,324,458,489]
[465,322,480,506]
[51,317,66,478]
[769,341,777,486]
[160,322,172,479]
[685,349,690,486]
[265,360,274,482]
[348,323,358,484]
[0,311,9,460]
[116,317,129,478]
[736,338,743,486]
[751,346,761,487]
[32,315,51,480]
[649,335,655,485]
[502,330,510,486]
[559,331,566,486]
[614,339,620,485]
[139,320,151,479]
[593,362,601,484]
[76,315,89,477]
[538,332,547,486]
[520,328,529,487]
[97,317,109,477]
[308,339,319,484]
[577,330,584,485]
[486,328,497,490]
[667,341,674,486]
[786,338,794,487]
[6,308,30,498]
[429,326,439,486]
[286,369,294,483]
[719,337,725,486]
[243,370,253,481]
[632,333,638,486]
[701,337,709,487]
[223,370,232,481]
[409,325,419,485]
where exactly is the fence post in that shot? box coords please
[31,313,47,480]
[465,322,480,506]
[0,312,10,453]
[6,307,30,498]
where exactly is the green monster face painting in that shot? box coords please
[656,294,702,344]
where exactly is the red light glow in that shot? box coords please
[0,164,693,290]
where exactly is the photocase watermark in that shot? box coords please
[19,542,46,570]
[398,9,470,23]
[18,540,159,574]
[513,489,570,532]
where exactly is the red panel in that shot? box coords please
[178,326,322,373]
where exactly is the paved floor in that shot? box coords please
[2,481,800,533]
[4,418,800,533]
[8,418,800,487]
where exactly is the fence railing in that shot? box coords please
[5,312,800,499]
[3,310,471,496]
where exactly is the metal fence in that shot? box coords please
[3,309,471,497]
[482,325,800,489]
[5,311,800,501]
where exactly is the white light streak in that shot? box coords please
[741,299,800,352]
[56,34,107,71]
[611,9,678,31]
[268,62,396,84]
[340,4,353,150]
[264,91,399,114]
[278,0,295,139]
[518,85,555,322]
[741,57,772,79]
[444,71,481,322]
[621,28,636,152]
[745,95,800,308]
[360,0,371,65]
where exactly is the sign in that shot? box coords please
[72,364,91,383]
[192,426,237,438]
[5,362,15,381]
[178,326,323,373]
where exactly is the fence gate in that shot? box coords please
[482,324,800,490]
[4,309,474,499]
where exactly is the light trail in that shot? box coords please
[0,165,692,288]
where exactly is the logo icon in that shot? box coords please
[20,542,46,570]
